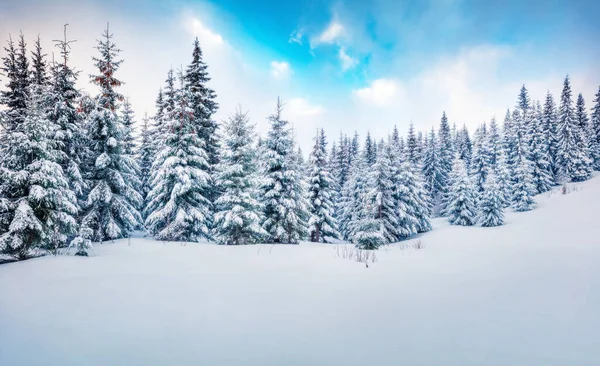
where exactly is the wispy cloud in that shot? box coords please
[183,16,224,46]
[339,47,358,71]
[311,21,344,47]
[288,27,304,45]
[287,97,325,116]
[270,61,292,79]
[353,78,403,106]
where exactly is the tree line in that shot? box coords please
[1,25,599,259]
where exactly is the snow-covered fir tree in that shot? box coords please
[184,37,220,205]
[446,158,477,226]
[163,69,176,117]
[487,118,502,168]
[486,119,511,206]
[511,159,536,212]
[556,75,592,182]
[493,149,512,208]
[341,152,370,241]
[137,113,153,215]
[80,25,142,242]
[575,93,589,132]
[1,34,30,132]
[363,132,376,165]
[307,129,340,243]
[335,133,352,189]
[260,99,308,244]
[422,127,446,215]
[327,140,341,215]
[542,91,560,180]
[30,35,49,87]
[506,107,530,175]
[469,123,492,194]
[48,25,87,200]
[0,84,79,259]
[352,215,385,250]
[328,140,340,185]
[364,143,398,243]
[394,155,432,238]
[438,111,454,184]
[349,131,360,165]
[477,171,504,227]
[456,124,473,166]
[120,97,136,155]
[212,108,266,245]
[406,122,419,165]
[346,154,384,250]
[145,71,212,241]
[416,130,425,162]
[527,101,553,193]
[517,85,532,118]
[149,88,166,159]
[296,147,306,169]
[590,86,600,170]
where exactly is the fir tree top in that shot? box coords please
[31,35,49,86]
[90,24,124,111]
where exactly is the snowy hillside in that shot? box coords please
[1,176,599,366]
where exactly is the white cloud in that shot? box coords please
[184,16,224,46]
[287,98,325,116]
[288,28,304,45]
[353,78,403,106]
[312,21,344,46]
[339,47,358,71]
[270,61,292,79]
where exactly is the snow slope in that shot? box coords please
[1,177,599,366]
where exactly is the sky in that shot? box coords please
[1,0,599,151]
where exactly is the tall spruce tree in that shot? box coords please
[487,118,502,168]
[363,132,376,165]
[1,34,30,132]
[556,76,592,182]
[422,127,446,215]
[348,154,384,249]
[470,124,492,194]
[477,171,504,227]
[350,131,360,164]
[342,152,370,242]
[493,148,512,208]
[49,25,87,199]
[543,91,560,180]
[438,111,454,181]
[213,108,266,245]
[365,143,399,243]
[590,86,600,170]
[121,97,136,155]
[30,35,49,87]
[395,156,432,238]
[145,71,212,241]
[406,122,419,165]
[336,132,352,189]
[511,159,536,212]
[184,37,219,203]
[527,101,553,193]
[80,25,142,242]
[0,84,79,259]
[307,129,340,242]
[137,113,153,216]
[163,69,176,117]
[455,124,472,167]
[260,99,308,244]
[446,158,477,226]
